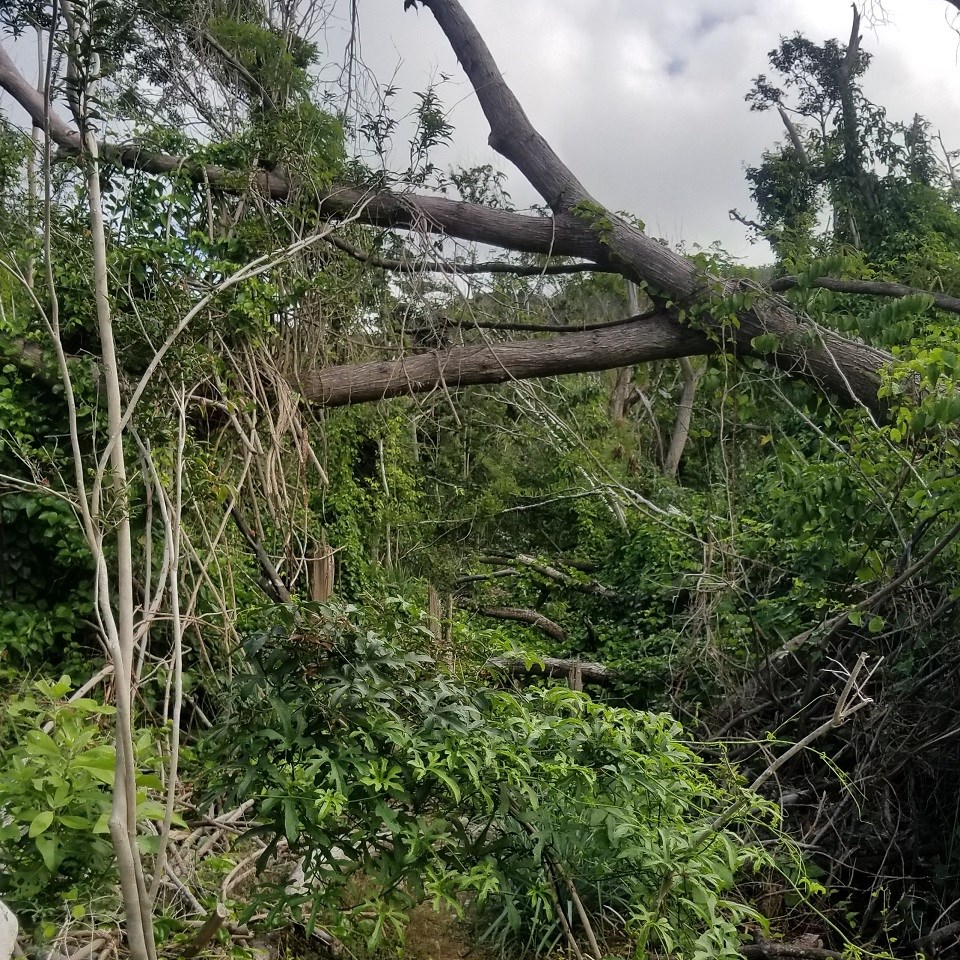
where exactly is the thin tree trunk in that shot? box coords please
[60,4,156,955]
[609,282,639,425]
[663,357,705,479]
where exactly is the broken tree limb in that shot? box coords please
[324,233,618,277]
[740,943,841,960]
[777,106,810,164]
[181,904,228,959]
[469,606,566,641]
[663,357,705,479]
[485,656,617,686]
[228,506,291,604]
[481,554,620,599]
[406,0,894,413]
[297,309,711,405]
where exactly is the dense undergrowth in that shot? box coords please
[3,2,960,959]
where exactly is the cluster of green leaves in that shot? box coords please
[0,675,167,926]
[204,599,786,960]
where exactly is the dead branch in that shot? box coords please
[297,309,714,406]
[0,20,901,413]
[325,233,616,277]
[485,655,617,685]
[2,5,950,418]
[663,357,704,479]
[908,919,960,955]
[181,903,228,959]
[229,506,291,603]
[482,553,620,599]
[741,942,842,960]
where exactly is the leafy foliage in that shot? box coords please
[206,600,782,959]
[0,675,166,923]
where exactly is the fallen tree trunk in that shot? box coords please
[297,301,889,413]
[297,310,711,407]
[485,655,617,686]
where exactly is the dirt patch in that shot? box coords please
[403,904,493,960]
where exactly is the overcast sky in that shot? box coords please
[2,1,957,264]
[328,0,960,264]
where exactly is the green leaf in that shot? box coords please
[750,333,780,354]
[136,800,169,822]
[868,616,884,634]
[137,834,161,855]
[75,745,116,784]
[25,729,60,758]
[283,799,300,842]
[29,810,54,837]
[35,832,58,872]
[58,815,92,830]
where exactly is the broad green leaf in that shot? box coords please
[29,810,54,837]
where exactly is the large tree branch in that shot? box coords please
[300,297,889,412]
[413,0,703,298]
[296,311,713,406]
[402,0,892,412]
[770,274,960,314]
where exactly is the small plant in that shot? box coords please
[0,674,166,924]
[206,600,785,959]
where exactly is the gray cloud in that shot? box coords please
[346,0,960,264]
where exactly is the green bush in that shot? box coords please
[0,674,166,925]
[206,600,784,959]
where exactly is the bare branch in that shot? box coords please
[485,655,617,685]
[324,232,617,277]
[777,106,809,164]
[663,357,705,480]
[770,275,960,315]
